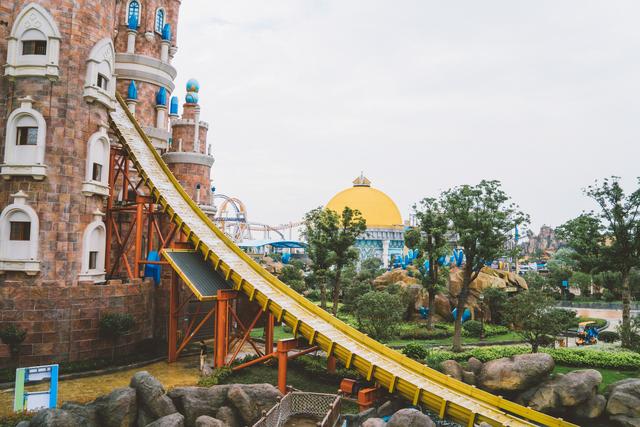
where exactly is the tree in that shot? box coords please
[504,290,576,352]
[354,290,404,340]
[99,312,135,361]
[279,264,306,293]
[303,207,334,309]
[547,248,576,291]
[483,287,508,325]
[556,213,603,274]
[585,177,640,348]
[407,197,449,330]
[441,180,528,352]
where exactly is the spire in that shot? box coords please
[155,87,167,106]
[170,96,179,115]
[127,80,137,100]
[353,172,371,187]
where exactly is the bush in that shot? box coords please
[599,331,620,343]
[462,320,483,337]
[397,323,453,340]
[197,367,232,386]
[99,313,135,340]
[402,343,429,361]
[354,291,404,340]
[289,355,361,380]
[0,324,27,354]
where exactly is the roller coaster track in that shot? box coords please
[109,94,576,427]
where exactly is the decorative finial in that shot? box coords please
[155,87,167,106]
[170,96,179,115]
[353,172,371,187]
[185,78,200,104]
[127,80,137,100]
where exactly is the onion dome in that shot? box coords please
[185,78,200,104]
[162,23,172,41]
[170,96,179,115]
[155,87,167,106]
[127,80,137,100]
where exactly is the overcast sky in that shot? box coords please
[172,1,640,233]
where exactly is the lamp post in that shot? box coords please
[478,293,485,340]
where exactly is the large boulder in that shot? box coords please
[234,383,281,416]
[610,415,640,427]
[434,294,452,320]
[575,394,607,420]
[194,416,225,427]
[373,269,419,288]
[146,413,185,427]
[387,409,435,427]
[60,402,99,427]
[167,386,230,427]
[478,353,554,392]
[467,357,483,375]
[440,360,464,381]
[93,387,138,427]
[606,378,640,419]
[130,372,177,419]
[29,409,85,427]
[227,385,259,425]
[362,418,387,427]
[519,370,602,417]
[214,406,239,427]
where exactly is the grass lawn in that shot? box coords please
[553,365,639,392]
[386,331,524,347]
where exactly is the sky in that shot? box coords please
[172,1,640,233]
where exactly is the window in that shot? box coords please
[128,1,140,27]
[16,127,38,146]
[88,251,98,270]
[5,4,61,80]
[22,40,47,55]
[92,163,103,181]
[97,73,109,90]
[155,9,165,33]
[10,221,31,241]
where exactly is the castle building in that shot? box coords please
[0,1,215,366]
[326,174,405,268]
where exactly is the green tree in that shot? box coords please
[279,264,306,293]
[303,207,334,309]
[99,312,135,361]
[483,287,507,325]
[354,291,404,340]
[504,290,576,352]
[547,248,577,290]
[585,177,640,347]
[571,271,593,297]
[441,180,528,352]
[556,213,603,273]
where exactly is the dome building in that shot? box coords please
[326,174,405,267]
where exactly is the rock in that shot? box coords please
[358,407,378,424]
[478,353,554,392]
[467,357,483,375]
[373,269,419,288]
[29,409,84,427]
[228,385,259,426]
[167,386,229,427]
[575,394,606,419]
[377,400,395,418]
[462,370,476,386]
[194,416,224,427]
[362,418,387,427]
[234,383,281,416]
[130,372,177,419]
[606,378,640,419]
[440,360,464,381]
[610,415,640,427]
[93,387,137,427]
[60,402,99,427]
[16,422,30,427]
[146,413,185,427]
[519,370,602,415]
[434,294,452,320]
[387,408,435,427]
[201,364,213,377]
[215,406,239,427]
[137,407,156,427]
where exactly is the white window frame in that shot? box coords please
[83,38,116,110]
[154,8,165,34]
[0,191,40,275]
[78,211,106,283]
[125,0,142,28]
[4,3,61,80]
[1,97,47,180]
[82,126,110,197]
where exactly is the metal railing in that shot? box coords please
[253,392,341,427]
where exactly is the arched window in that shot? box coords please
[79,211,106,283]
[155,8,165,34]
[5,3,61,80]
[0,191,40,275]
[127,0,140,28]
[82,126,110,197]
[83,38,116,110]
[1,97,47,180]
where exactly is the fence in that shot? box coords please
[253,392,341,427]
[557,301,640,310]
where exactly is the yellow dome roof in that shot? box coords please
[326,174,402,228]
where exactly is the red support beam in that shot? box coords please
[265,312,274,355]
[168,271,179,362]
[276,338,298,395]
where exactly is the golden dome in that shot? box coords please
[326,174,402,228]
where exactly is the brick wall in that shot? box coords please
[0,278,162,368]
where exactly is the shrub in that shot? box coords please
[0,324,27,354]
[354,291,403,340]
[462,320,483,338]
[197,367,232,386]
[99,312,135,361]
[402,343,429,361]
[600,331,620,343]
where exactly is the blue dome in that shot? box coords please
[127,80,137,100]
[127,14,138,30]
[170,96,179,115]
[186,78,200,93]
[185,92,199,104]
[162,23,172,41]
[155,87,167,106]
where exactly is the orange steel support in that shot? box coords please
[134,195,144,277]
[265,312,274,354]
[358,387,380,411]
[215,290,238,367]
[327,355,337,374]
[168,271,179,362]
[277,338,299,395]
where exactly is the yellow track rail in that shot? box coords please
[109,94,577,427]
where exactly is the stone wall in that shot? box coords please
[0,278,161,368]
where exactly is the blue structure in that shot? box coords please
[452,307,471,323]
[185,79,200,104]
[162,23,172,41]
[156,87,167,106]
[127,80,137,100]
[170,96,179,115]
[144,251,162,285]
[14,365,59,412]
